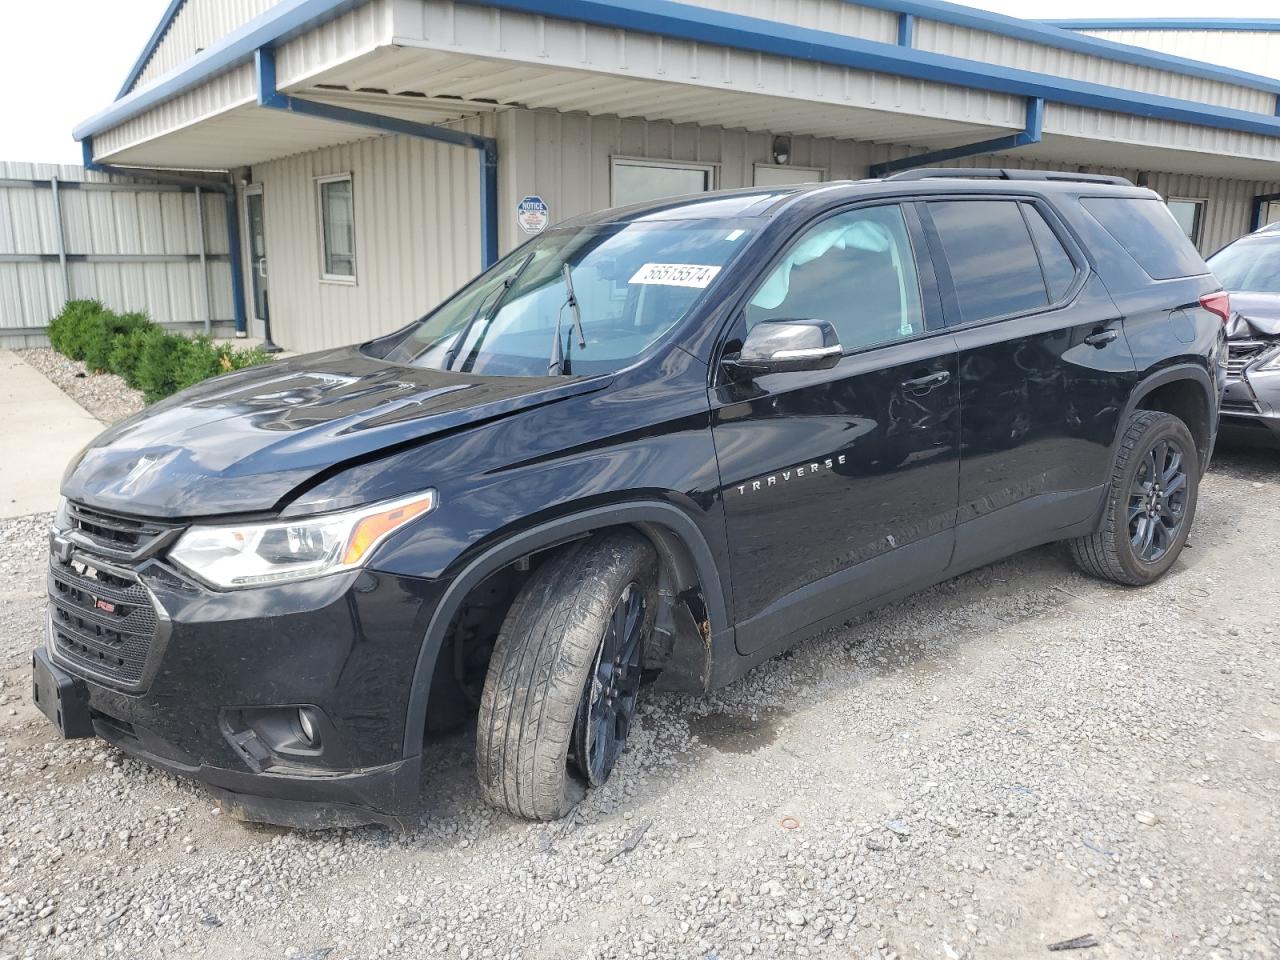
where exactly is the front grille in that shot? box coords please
[49,502,182,689]
[65,501,178,561]
[48,556,159,688]
[1226,340,1271,380]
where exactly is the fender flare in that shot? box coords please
[1122,361,1217,460]
[399,501,731,759]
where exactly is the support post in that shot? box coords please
[897,12,914,47]
[194,186,212,335]
[49,176,70,305]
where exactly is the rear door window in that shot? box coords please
[1079,197,1207,280]
[926,199,1049,324]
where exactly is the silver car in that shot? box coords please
[1207,223,1280,447]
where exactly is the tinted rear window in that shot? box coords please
[1079,197,1207,280]
[1024,207,1078,301]
[928,199,1048,323]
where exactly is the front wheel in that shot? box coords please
[1068,410,1199,586]
[475,531,657,820]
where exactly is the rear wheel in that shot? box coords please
[1068,410,1199,586]
[475,531,657,820]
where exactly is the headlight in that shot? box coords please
[168,491,437,589]
[52,495,70,533]
[1257,347,1280,372]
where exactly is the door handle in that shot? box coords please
[1084,328,1119,347]
[900,370,951,394]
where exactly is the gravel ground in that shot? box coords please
[1,447,1278,960]
[16,349,144,426]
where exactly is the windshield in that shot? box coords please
[1208,239,1280,294]
[382,220,755,376]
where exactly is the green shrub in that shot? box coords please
[82,310,152,373]
[47,299,273,403]
[46,300,108,360]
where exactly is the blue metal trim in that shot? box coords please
[73,0,1280,147]
[897,12,914,47]
[844,0,1280,94]
[74,0,364,141]
[255,47,500,268]
[117,0,188,100]
[80,138,248,335]
[870,96,1043,176]
[459,0,1280,137]
[1047,19,1280,32]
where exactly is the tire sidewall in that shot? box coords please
[1113,416,1199,584]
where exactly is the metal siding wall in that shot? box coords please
[0,161,232,340]
[680,0,897,42]
[914,20,1276,114]
[133,0,279,91]
[248,115,488,355]
[1079,29,1280,84]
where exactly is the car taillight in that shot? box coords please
[1200,291,1231,325]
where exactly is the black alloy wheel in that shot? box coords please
[1129,436,1189,564]
[573,582,647,786]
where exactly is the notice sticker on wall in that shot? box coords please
[628,263,722,288]
[516,195,549,234]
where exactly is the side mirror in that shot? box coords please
[725,319,842,376]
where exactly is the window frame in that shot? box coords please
[315,172,357,285]
[1165,196,1206,247]
[918,195,1087,331]
[609,156,717,207]
[728,198,943,363]
[752,163,826,187]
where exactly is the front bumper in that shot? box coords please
[36,539,448,829]
[1221,368,1280,447]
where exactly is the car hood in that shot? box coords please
[63,347,608,518]
[1227,293,1280,339]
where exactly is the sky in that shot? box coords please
[0,0,1277,165]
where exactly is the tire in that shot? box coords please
[1068,410,1199,586]
[475,531,657,820]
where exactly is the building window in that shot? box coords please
[753,164,825,187]
[317,174,356,282]
[1166,198,1205,246]
[611,158,714,208]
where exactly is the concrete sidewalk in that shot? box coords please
[0,350,104,518]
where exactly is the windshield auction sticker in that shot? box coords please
[628,263,722,288]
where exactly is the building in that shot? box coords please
[71,2,1280,353]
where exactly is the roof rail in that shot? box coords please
[882,168,1133,186]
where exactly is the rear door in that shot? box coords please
[710,201,961,656]
[919,196,1136,569]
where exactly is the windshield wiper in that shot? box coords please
[443,251,536,371]
[548,262,587,376]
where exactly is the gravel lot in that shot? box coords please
[1,446,1278,960]
[17,350,144,426]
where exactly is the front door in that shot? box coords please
[710,202,961,656]
[245,187,268,324]
[918,196,1136,567]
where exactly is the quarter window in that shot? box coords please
[1079,197,1206,280]
[1023,206,1078,302]
[317,174,356,281]
[928,200,1049,324]
[611,159,714,207]
[745,204,925,352]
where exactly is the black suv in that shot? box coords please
[33,169,1227,828]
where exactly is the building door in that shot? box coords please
[245,187,268,324]
[711,202,960,656]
